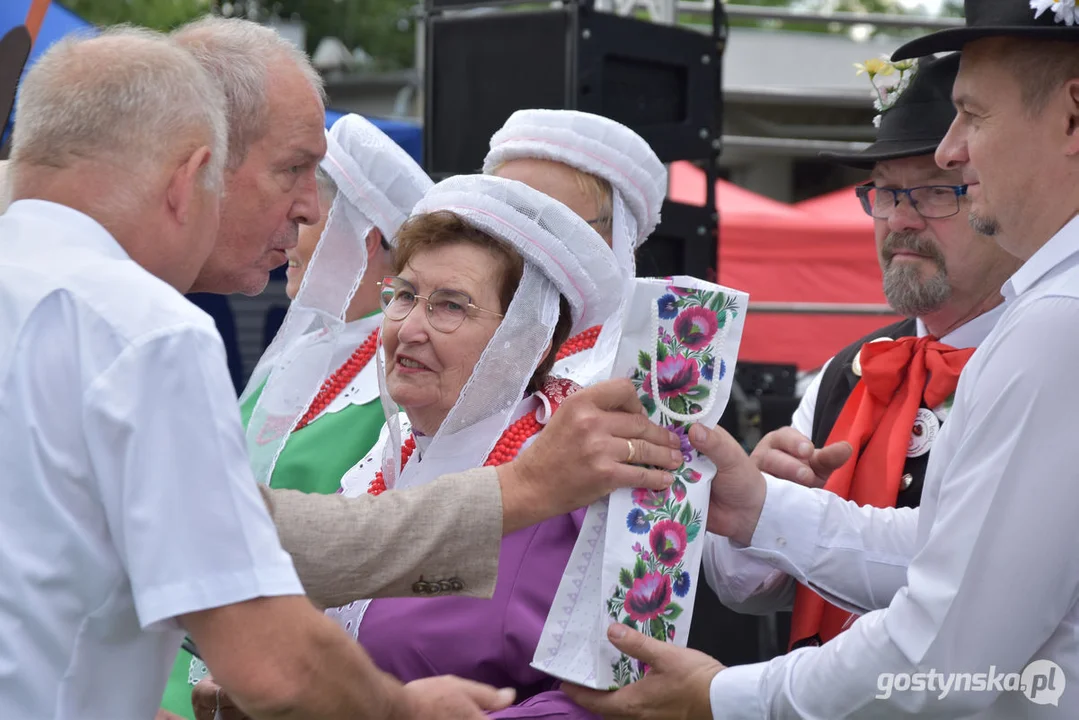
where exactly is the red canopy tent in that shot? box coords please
[667,163,899,370]
[794,184,872,227]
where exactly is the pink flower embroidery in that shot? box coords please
[671,479,687,502]
[644,355,700,400]
[624,572,672,622]
[649,520,688,568]
[632,487,669,509]
[673,307,719,351]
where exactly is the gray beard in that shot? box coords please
[882,260,952,318]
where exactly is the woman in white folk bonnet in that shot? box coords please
[325,174,625,718]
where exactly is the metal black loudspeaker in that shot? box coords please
[423,5,718,177]
[636,199,717,280]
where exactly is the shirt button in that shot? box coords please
[776,537,787,548]
[901,473,914,490]
[450,579,464,592]
[411,581,427,594]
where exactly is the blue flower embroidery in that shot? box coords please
[657,293,679,320]
[701,357,714,381]
[626,508,651,534]
[673,570,692,598]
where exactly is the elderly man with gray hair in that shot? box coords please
[169,15,682,630]
[0,26,517,720]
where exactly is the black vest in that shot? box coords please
[810,318,932,509]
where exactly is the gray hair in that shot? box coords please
[0,160,10,212]
[315,164,338,206]
[172,16,326,170]
[10,26,227,194]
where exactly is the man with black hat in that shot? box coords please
[704,52,1021,652]
[562,2,1079,717]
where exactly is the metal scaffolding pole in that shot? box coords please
[748,301,897,316]
[677,2,963,29]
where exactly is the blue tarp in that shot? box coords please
[326,108,422,164]
[1,2,422,163]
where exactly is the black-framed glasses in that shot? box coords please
[855,183,969,220]
[378,276,504,333]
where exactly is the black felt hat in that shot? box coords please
[821,52,959,169]
[893,0,1079,61]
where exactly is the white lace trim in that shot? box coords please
[188,656,209,686]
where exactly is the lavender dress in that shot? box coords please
[356,507,597,718]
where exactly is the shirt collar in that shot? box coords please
[1002,214,1079,301]
[914,301,1008,349]
[6,199,130,262]
[342,310,382,342]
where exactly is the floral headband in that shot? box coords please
[855,56,917,128]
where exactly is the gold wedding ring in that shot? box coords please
[626,439,636,464]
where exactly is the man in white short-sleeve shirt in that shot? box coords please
[0,28,513,720]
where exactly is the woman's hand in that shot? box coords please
[192,676,247,720]
[154,711,189,720]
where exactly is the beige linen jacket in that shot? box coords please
[260,466,504,609]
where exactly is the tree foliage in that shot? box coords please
[60,0,417,68]
[61,0,213,32]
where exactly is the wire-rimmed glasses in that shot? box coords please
[378,276,504,333]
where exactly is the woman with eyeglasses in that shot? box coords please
[316,174,623,719]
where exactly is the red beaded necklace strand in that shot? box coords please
[366,410,544,496]
[293,329,380,432]
[554,325,601,362]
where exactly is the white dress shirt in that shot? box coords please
[704,305,1006,617]
[0,201,303,719]
[706,215,1079,717]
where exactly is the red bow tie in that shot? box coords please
[789,334,975,651]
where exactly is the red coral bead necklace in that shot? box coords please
[367,410,543,496]
[554,325,601,362]
[293,329,380,432]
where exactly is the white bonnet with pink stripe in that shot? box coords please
[482,109,667,250]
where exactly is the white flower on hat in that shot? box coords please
[859,55,917,128]
[1031,0,1078,26]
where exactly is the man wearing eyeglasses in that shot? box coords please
[701,52,1021,651]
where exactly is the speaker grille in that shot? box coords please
[426,11,571,177]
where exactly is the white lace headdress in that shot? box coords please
[377,174,623,491]
[483,109,668,382]
[242,114,432,485]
